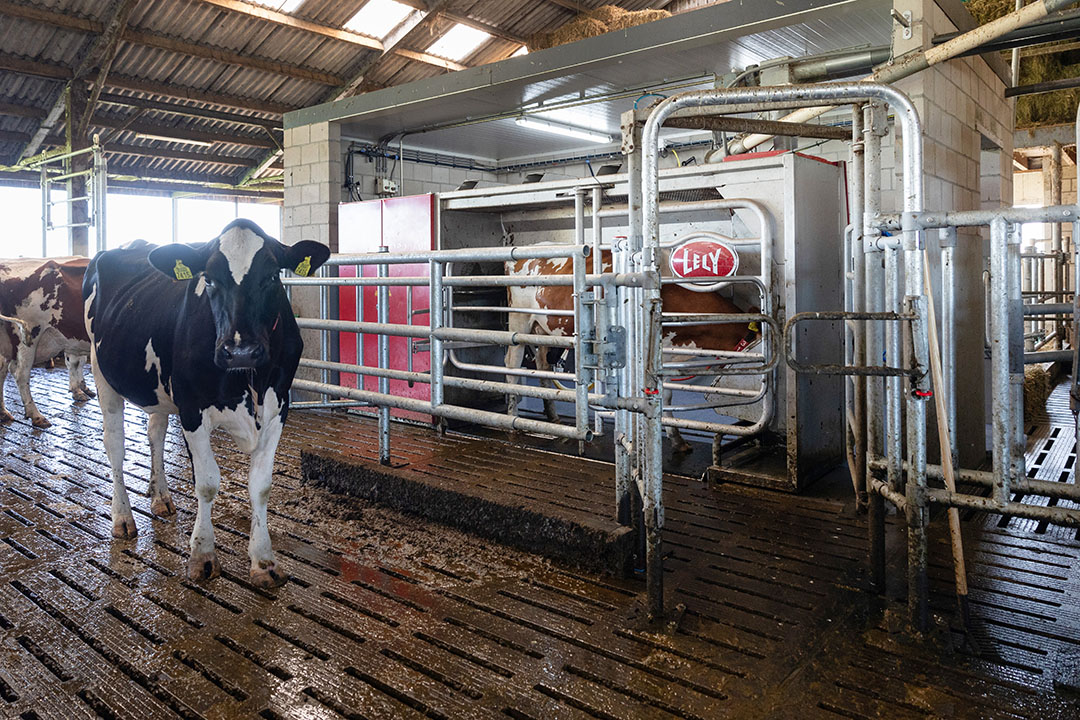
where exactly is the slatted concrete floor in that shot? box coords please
[0,368,1078,718]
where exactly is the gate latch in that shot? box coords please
[600,325,627,369]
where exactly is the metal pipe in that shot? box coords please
[377,248,390,465]
[1051,141,1064,343]
[325,243,590,267]
[429,261,445,409]
[447,353,575,382]
[875,204,1077,230]
[990,218,1013,506]
[573,189,590,444]
[295,317,575,349]
[864,102,886,594]
[728,0,1078,154]
[1025,349,1074,362]
[790,46,893,82]
[927,489,1080,527]
[940,227,957,470]
[298,358,649,412]
[850,105,868,510]
[291,379,591,441]
[870,458,1080,503]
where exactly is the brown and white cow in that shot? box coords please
[505,250,758,452]
[0,257,93,428]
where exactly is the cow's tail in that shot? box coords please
[0,314,32,347]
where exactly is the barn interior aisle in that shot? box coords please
[0,368,1074,719]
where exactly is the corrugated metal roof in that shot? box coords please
[0,0,915,195]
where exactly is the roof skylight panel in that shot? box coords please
[249,0,305,12]
[344,0,422,41]
[426,24,491,61]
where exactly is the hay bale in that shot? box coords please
[527,17,608,51]
[1023,365,1052,420]
[607,9,670,31]
[526,7,670,51]
[588,4,625,25]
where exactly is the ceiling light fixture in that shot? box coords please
[135,133,215,147]
[514,116,612,144]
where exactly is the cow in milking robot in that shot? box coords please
[504,237,761,453]
[83,219,329,588]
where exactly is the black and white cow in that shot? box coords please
[83,219,329,588]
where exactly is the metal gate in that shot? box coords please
[286,82,1080,628]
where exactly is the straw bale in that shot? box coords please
[526,7,670,51]
[1023,365,1052,421]
[607,9,670,31]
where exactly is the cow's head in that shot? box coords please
[147,219,330,370]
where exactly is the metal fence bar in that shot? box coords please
[377,248,390,465]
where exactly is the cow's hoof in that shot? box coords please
[31,416,51,429]
[0,411,13,424]
[72,390,90,403]
[111,516,138,539]
[150,495,176,518]
[250,564,288,589]
[187,552,220,582]
[672,442,693,455]
[80,385,96,399]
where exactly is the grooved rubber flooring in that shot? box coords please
[0,368,1077,718]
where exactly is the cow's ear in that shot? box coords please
[279,241,330,277]
[148,243,207,281]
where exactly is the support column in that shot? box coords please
[66,83,90,257]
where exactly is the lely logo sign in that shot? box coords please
[668,237,739,279]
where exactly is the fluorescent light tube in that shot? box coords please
[514,116,612,144]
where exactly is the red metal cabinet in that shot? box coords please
[337,194,434,422]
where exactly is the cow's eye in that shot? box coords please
[263,273,278,287]
[203,276,215,289]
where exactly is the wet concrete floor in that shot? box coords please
[0,368,1078,718]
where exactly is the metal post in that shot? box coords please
[40,167,48,257]
[850,106,867,511]
[378,247,390,465]
[1051,141,1064,343]
[319,266,329,404]
[93,135,107,254]
[573,189,590,450]
[429,260,445,410]
[615,114,640,530]
[885,245,903,492]
[1022,253,1035,351]
[940,227,957,469]
[592,185,604,438]
[1008,225,1026,483]
[990,218,1012,506]
[863,102,886,594]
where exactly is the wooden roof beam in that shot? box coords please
[96,91,280,129]
[78,0,140,139]
[90,116,278,148]
[393,0,528,45]
[106,142,261,167]
[193,0,472,71]
[0,1,347,86]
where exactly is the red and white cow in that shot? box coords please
[505,249,758,452]
[0,257,93,428]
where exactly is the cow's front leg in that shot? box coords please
[504,344,525,420]
[663,387,692,454]
[94,361,137,538]
[533,348,560,424]
[247,416,286,588]
[184,424,221,581]
[14,339,48,427]
[66,352,94,401]
[0,360,13,423]
[147,412,175,517]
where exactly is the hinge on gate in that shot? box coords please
[601,325,627,369]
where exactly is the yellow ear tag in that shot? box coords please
[294,255,312,277]
[748,321,760,333]
[173,259,193,280]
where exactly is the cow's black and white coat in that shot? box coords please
[83,219,329,588]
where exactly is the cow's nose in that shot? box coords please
[217,342,267,369]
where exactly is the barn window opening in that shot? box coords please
[344,0,422,41]
[426,23,491,61]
